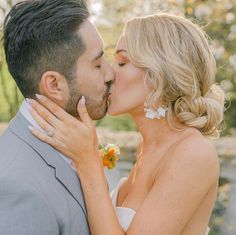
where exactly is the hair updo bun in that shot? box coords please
[174,85,224,137]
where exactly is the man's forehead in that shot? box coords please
[78,20,103,58]
[79,21,103,44]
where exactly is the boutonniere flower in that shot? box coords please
[99,144,120,170]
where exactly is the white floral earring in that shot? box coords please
[144,103,167,120]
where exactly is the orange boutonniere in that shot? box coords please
[99,144,120,170]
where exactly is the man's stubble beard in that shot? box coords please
[65,79,108,120]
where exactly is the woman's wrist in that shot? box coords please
[74,152,103,175]
[76,159,106,189]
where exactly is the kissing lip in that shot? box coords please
[104,93,111,101]
[103,89,112,99]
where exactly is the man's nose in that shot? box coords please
[104,62,115,85]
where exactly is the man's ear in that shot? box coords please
[39,71,69,104]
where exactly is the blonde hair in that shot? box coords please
[124,13,225,138]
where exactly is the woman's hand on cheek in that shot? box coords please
[27,95,101,168]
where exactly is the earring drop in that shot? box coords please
[144,103,167,120]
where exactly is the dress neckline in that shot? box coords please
[111,177,210,235]
[111,177,136,213]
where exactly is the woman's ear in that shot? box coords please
[39,71,69,105]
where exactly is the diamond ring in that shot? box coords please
[48,127,54,137]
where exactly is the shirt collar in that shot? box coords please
[20,100,76,170]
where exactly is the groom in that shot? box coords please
[0,0,114,234]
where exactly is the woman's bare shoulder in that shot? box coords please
[165,131,219,183]
[175,131,218,161]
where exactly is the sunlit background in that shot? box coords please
[0,1,236,235]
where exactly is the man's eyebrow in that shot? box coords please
[115,49,127,55]
[92,51,104,61]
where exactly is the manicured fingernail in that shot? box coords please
[28,125,34,131]
[26,98,32,104]
[35,94,42,100]
[79,96,85,105]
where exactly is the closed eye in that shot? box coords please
[118,62,126,67]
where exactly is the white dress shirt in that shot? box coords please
[20,100,76,171]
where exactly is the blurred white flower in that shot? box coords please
[228,25,236,40]
[175,0,184,5]
[225,2,233,10]
[220,80,233,92]
[226,13,235,24]
[195,4,212,19]
[211,42,225,60]
[228,32,236,40]
[90,2,102,14]
[229,54,236,71]
[230,25,236,33]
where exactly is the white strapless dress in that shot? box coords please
[111,177,211,234]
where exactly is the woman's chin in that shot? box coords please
[107,104,122,116]
[107,108,117,116]
[107,97,127,116]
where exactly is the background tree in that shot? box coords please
[0,0,23,121]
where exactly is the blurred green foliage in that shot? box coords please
[96,114,137,131]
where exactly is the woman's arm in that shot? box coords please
[77,158,124,235]
[28,95,219,235]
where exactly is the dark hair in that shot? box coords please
[3,0,89,97]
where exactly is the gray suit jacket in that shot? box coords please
[0,112,91,235]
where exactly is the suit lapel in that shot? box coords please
[8,112,87,217]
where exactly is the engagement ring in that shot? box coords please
[48,127,54,137]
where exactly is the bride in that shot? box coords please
[28,13,224,235]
